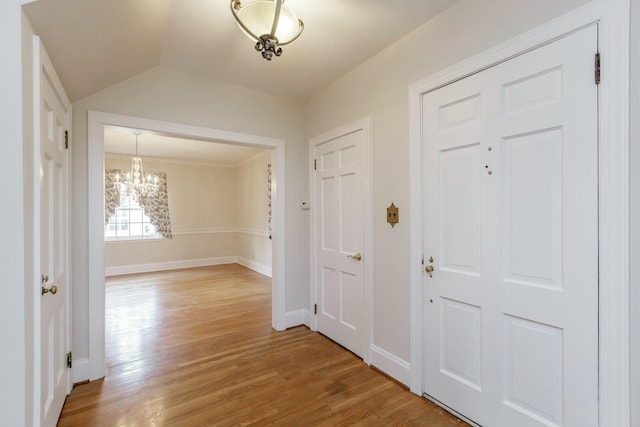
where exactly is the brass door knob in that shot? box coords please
[42,285,58,296]
[425,266,434,273]
[348,253,362,261]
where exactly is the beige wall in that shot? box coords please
[72,66,307,364]
[235,151,273,269]
[104,153,272,274]
[305,0,594,365]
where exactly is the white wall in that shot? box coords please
[72,66,307,363]
[305,0,594,371]
[104,153,272,275]
[630,0,639,424]
[17,8,34,427]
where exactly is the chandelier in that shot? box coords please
[230,0,304,60]
[114,132,158,200]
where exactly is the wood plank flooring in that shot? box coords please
[58,264,468,426]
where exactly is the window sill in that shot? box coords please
[105,236,163,244]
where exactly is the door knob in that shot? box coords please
[348,253,362,261]
[42,285,58,296]
[425,265,434,278]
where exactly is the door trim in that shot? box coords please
[309,117,373,364]
[408,1,630,425]
[87,111,286,381]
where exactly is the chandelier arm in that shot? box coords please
[270,0,283,38]
[230,0,261,43]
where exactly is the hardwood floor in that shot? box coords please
[58,264,468,426]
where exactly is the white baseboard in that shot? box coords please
[105,256,237,276]
[285,309,310,329]
[370,345,411,387]
[72,357,90,384]
[236,257,272,278]
[303,309,313,328]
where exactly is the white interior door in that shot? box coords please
[313,127,366,358]
[35,36,72,427]
[422,26,598,426]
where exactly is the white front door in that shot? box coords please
[35,37,72,427]
[313,124,367,358]
[422,26,598,426]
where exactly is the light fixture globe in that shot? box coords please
[231,0,304,60]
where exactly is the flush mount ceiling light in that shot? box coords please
[230,0,304,60]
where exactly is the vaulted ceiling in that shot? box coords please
[24,0,459,163]
[23,0,459,102]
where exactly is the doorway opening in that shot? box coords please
[87,111,286,381]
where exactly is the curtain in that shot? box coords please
[104,168,120,224]
[138,171,172,239]
[267,163,272,239]
[104,168,173,239]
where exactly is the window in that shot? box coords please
[105,193,160,240]
[105,168,172,239]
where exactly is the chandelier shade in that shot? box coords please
[230,0,304,60]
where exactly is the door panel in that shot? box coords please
[502,315,563,425]
[423,25,598,426]
[440,144,481,275]
[440,298,482,391]
[502,129,562,289]
[314,129,365,358]
[36,37,71,427]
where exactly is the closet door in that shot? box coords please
[423,25,598,427]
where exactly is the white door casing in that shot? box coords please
[311,119,370,360]
[33,35,72,427]
[422,25,598,427]
[86,112,286,382]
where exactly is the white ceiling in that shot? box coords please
[23,0,459,102]
[24,0,458,163]
[103,127,267,166]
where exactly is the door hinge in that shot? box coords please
[66,352,72,368]
[64,130,69,150]
[314,303,317,315]
[314,159,317,171]
[595,52,601,85]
